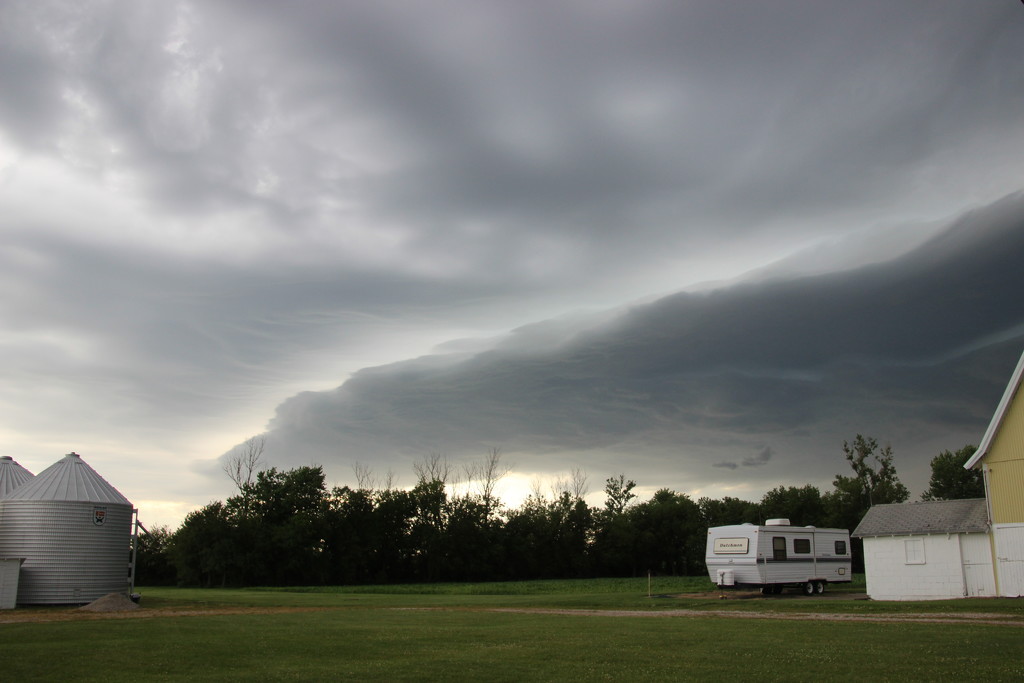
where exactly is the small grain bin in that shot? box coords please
[0,452,134,605]
[0,455,34,498]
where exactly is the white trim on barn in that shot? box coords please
[964,350,1024,470]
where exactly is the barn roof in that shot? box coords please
[852,498,988,538]
[964,348,1024,470]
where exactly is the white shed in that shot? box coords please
[852,499,995,601]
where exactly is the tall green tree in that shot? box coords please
[593,474,640,575]
[630,489,703,576]
[921,445,984,501]
[230,466,331,585]
[603,474,637,515]
[324,485,378,584]
[835,434,909,509]
[135,524,176,586]
[759,485,825,526]
[171,501,243,587]
[370,487,417,582]
[503,492,594,579]
[824,435,909,573]
[408,478,449,582]
[698,496,760,528]
[442,494,502,581]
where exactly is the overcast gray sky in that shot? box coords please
[3,1,1024,527]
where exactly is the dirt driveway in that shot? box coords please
[0,605,326,625]
[478,606,1024,627]
[679,589,868,600]
[3,594,1020,628]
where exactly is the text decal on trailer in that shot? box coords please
[713,538,749,554]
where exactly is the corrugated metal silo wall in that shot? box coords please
[0,500,133,604]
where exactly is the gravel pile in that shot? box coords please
[78,592,139,612]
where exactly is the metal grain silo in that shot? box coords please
[0,452,134,605]
[0,455,34,498]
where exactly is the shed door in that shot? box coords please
[959,533,996,598]
[994,524,1024,597]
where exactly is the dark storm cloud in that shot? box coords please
[743,448,774,468]
[3,1,1024,520]
[714,446,774,470]
[259,192,1024,491]
[0,225,538,444]
[5,1,1021,288]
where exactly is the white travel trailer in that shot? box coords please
[706,519,852,595]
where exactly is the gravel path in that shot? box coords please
[3,602,1020,628]
[474,607,1024,627]
[0,606,325,624]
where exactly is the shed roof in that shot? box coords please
[1,452,131,505]
[0,455,34,498]
[852,498,988,538]
[964,348,1024,470]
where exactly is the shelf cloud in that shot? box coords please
[2,1,1023,523]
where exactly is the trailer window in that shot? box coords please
[793,538,811,554]
[772,537,787,561]
[835,540,847,555]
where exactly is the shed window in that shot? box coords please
[793,538,811,554]
[904,538,925,565]
[835,540,847,555]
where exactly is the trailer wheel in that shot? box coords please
[802,581,815,596]
[815,581,825,594]
[772,584,784,594]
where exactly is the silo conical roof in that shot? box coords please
[2,452,131,505]
[0,455,34,498]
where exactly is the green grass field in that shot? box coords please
[3,578,1022,682]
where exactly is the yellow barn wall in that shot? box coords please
[988,460,1024,524]
[984,384,1024,524]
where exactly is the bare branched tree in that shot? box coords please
[353,461,376,490]
[549,467,587,500]
[223,435,265,494]
[569,467,589,499]
[464,447,511,512]
[529,476,546,501]
[352,462,397,491]
[549,474,569,499]
[413,452,453,485]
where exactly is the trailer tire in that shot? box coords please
[772,584,784,594]
[803,581,815,596]
[815,581,825,594]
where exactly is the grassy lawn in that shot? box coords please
[2,578,1022,681]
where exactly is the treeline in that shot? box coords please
[136,438,983,587]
